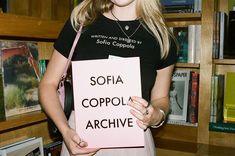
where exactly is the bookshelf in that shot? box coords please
[0,0,235,155]
[0,13,64,146]
[153,0,235,155]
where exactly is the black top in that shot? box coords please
[54,15,177,101]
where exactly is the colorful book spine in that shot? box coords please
[224,72,235,122]
[187,71,199,124]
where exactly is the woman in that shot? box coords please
[39,0,177,155]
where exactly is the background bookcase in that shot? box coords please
[152,0,235,155]
[0,0,235,155]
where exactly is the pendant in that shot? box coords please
[125,25,129,31]
[126,38,131,43]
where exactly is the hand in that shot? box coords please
[62,127,99,155]
[128,96,159,130]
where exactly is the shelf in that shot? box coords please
[213,59,235,65]
[0,13,64,39]
[156,138,235,156]
[175,63,200,69]
[0,111,48,133]
[164,13,201,21]
[151,124,198,143]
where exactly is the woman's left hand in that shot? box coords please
[128,96,158,130]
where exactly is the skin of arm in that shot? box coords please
[128,64,175,129]
[39,50,99,155]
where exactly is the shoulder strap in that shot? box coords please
[61,23,83,78]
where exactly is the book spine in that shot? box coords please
[0,73,5,120]
[224,72,235,122]
[188,25,196,63]
[227,11,235,56]
[219,12,226,59]
[215,75,225,122]
[160,0,194,6]
[210,76,215,123]
[173,27,188,63]
[187,71,199,123]
[195,25,201,63]
[212,75,219,123]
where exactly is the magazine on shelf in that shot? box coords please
[72,57,143,148]
[0,137,44,156]
[168,69,191,122]
[0,40,41,118]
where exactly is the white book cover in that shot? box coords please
[0,137,43,156]
[168,69,191,121]
[71,57,144,148]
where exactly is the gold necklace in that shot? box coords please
[111,10,141,43]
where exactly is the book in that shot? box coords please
[71,57,143,148]
[0,0,7,13]
[209,122,235,133]
[173,27,188,63]
[224,72,235,122]
[218,12,228,59]
[225,10,235,57]
[0,137,44,156]
[160,0,194,13]
[210,75,225,123]
[212,11,221,59]
[187,71,199,124]
[0,40,41,117]
[160,0,194,6]
[194,0,202,13]
[210,76,215,123]
[187,25,196,63]
[43,140,62,156]
[168,69,191,122]
[195,25,201,63]
[0,73,5,120]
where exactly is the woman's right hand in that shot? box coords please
[62,127,99,156]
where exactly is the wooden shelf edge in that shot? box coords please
[176,63,200,68]
[0,111,48,132]
[164,13,201,21]
[0,13,65,39]
[214,59,235,65]
[155,138,235,155]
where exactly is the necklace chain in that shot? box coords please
[111,10,141,42]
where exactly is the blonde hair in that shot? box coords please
[71,0,175,58]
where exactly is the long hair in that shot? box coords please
[71,0,175,58]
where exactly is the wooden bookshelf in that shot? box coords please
[0,111,47,132]
[0,13,62,146]
[152,0,235,154]
[1,0,235,155]
[0,13,64,39]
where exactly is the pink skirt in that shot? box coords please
[61,111,156,156]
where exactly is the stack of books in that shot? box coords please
[160,0,201,13]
